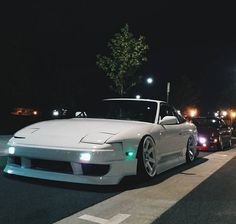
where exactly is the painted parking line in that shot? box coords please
[79,214,130,224]
[55,147,236,224]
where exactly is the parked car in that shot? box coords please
[4,98,198,185]
[192,117,232,151]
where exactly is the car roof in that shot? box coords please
[103,98,165,104]
[192,117,223,122]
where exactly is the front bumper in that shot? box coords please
[197,143,217,151]
[3,144,137,185]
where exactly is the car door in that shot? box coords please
[219,119,231,144]
[156,103,186,162]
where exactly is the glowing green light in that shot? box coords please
[127,151,134,157]
[126,149,135,160]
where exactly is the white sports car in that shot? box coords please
[4,98,198,185]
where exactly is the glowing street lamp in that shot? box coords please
[166,82,170,103]
[146,77,153,84]
[52,110,60,117]
[214,111,219,117]
[230,111,236,119]
[189,108,198,118]
[136,95,141,99]
[221,110,228,117]
[33,110,38,116]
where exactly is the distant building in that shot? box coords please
[11,107,39,116]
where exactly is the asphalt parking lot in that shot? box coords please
[152,155,236,224]
[0,136,236,224]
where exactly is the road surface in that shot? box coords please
[1,136,236,224]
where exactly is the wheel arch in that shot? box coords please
[136,134,157,159]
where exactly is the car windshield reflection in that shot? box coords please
[192,118,220,128]
[79,100,158,123]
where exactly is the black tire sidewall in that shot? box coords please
[186,136,196,163]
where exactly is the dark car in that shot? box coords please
[192,117,232,151]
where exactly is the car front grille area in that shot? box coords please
[81,164,110,176]
[8,156,110,177]
[10,156,21,166]
[31,159,73,174]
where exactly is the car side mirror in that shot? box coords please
[75,111,87,118]
[159,116,178,125]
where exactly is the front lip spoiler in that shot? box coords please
[4,165,122,185]
[197,144,217,151]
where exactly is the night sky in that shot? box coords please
[1,1,236,115]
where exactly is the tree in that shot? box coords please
[96,24,149,96]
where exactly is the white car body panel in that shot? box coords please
[4,98,197,185]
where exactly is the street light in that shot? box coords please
[146,77,153,84]
[231,111,236,119]
[167,82,170,103]
[188,108,198,118]
[136,95,141,99]
[230,111,236,125]
[145,77,170,103]
[221,110,228,117]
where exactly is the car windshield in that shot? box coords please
[192,118,220,128]
[81,100,158,123]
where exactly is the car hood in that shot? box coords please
[11,118,151,148]
[197,127,217,136]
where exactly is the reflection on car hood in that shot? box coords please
[12,118,151,148]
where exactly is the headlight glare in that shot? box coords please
[80,153,91,162]
[199,137,207,144]
[9,147,15,155]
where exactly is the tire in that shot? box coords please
[217,136,224,150]
[186,136,197,163]
[137,136,157,179]
[227,138,232,149]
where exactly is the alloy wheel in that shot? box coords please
[142,136,157,177]
[187,136,196,163]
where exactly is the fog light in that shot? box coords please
[80,153,91,162]
[9,147,15,155]
[7,170,13,174]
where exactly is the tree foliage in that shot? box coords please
[96,24,149,96]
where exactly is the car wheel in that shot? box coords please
[217,136,224,150]
[137,136,157,179]
[228,139,232,148]
[186,136,197,163]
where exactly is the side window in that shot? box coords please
[159,104,178,123]
[173,109,186,124]
[159,104,170,121]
